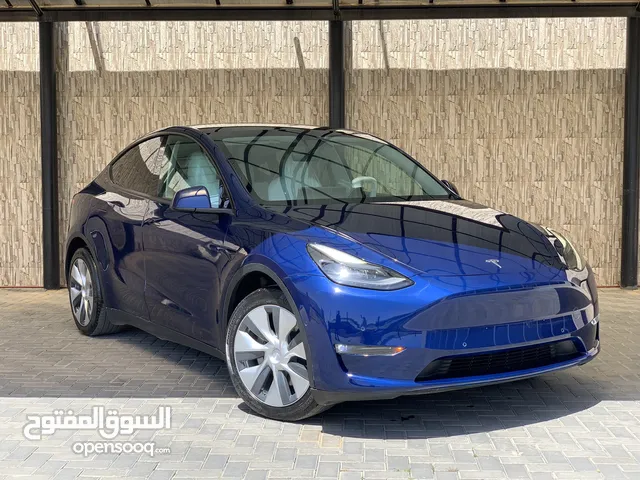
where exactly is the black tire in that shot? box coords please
[67,247,121,336]
[225,287,328,421]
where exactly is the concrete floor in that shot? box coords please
[0,288,639,479]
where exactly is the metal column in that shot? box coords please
[329,20,345,129]
[39,21,60,289]
[622,17,640,288]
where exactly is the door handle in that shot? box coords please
[206,242,239,253]
[206,243,221,252]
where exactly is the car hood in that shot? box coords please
[265,200,566,277]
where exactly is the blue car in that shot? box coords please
[65,124,599,420]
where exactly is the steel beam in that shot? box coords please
[28,0,42,16]
[39,22,60,290]
[0,4,638,22]
[329,20,345,129]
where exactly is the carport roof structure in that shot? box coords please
[0,0,639,21]
[0,0,638,290]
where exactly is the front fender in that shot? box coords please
[222,259,338,391]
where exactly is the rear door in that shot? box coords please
[97,136,162,320]
[142,133,236,347]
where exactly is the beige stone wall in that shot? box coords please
[0,23,41,286]
[347,18,627,286]
[0,19,633,286]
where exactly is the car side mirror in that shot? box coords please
[171,186,211,210]
[441,180,460,196]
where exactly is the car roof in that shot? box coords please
[190,124,390,145]
[193,123,324,131]
[149,124,390,146]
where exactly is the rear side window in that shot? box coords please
[110,137,162,196]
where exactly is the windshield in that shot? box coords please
[209,127,452,205]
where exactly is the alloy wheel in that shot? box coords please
[233,304,309,407]
[69,258,94,327]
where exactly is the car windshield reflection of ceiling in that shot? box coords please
[381,200,505,228]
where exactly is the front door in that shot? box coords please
[142,134,236,348]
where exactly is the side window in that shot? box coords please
[156,135,230,208]
[110,137,162,196]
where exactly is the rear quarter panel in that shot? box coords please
[66,178,149,320]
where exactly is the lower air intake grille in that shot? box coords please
[415,340,580,382]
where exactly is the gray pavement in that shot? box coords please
[0,288,639,479]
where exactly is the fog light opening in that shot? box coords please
[334,344,405,356]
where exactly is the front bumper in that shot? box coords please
[284,266,600,406]
[311,337,599,405]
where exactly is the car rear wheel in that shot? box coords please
[226,288,327,421]
[68,248,121,336]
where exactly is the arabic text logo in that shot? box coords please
[23,405,171,441]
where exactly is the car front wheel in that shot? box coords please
[226,288,327,421]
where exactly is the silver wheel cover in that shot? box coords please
[69,258,94,327]
[233,304,310,407]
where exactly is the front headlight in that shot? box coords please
[307,243,414,290]
[547,228,584,271]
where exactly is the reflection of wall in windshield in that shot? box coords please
[347,18,626,286]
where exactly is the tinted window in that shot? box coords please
[156,135,230,209]
[210,128,450,205]
[110,137,162,196]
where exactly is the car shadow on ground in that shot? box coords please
[235,368,620,439]
[293,375,607,439]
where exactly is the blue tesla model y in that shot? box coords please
[65,125,599,420]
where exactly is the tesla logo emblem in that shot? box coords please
[486,259,502,269]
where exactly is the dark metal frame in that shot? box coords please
[622,17,640,288]
[1,1,637,287]
[1,4,639,22]
[39,21,60,289]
